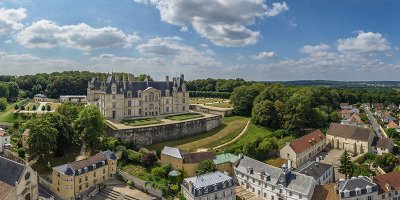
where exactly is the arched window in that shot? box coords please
[145,96,148,101]
[149,104,154,110]
[149,92,154,101]
[155,95,158,101]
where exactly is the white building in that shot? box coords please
[0,128,11,152]
[235,155,316,200]
[297,160,333,185]
[338,177,377,200]
[59,95,87,103]
[181,171,235,200]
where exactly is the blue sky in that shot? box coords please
[0,0,399,81]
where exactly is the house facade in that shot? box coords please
[338,177,378,200]
[33,94,48,103]
[0,156,39,200]
[280,129,326,168]
[213,153,239,176]
[372,137,394,155]
[160,146,214,177]
[59,95,87,103]
[234,156,316,200]
[297,160,334,185]
[373,171,400,200]
[326,123,374,154]
[87,74,189,121]
[51,150,117,200]
[181,171,236,200]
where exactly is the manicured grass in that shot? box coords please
[189,98,226,104]
[0,102,21,123]
[30,143,83,177]
[222,123,274,152]
[165,113,204,121]
[265,157,287,168]
[148,116,249,152]
[121,163,152,180]
[122,118,163,127]
[26,102,40,111]
[207,102,232,108]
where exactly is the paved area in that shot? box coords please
[92,179,155,200]
[236,186,263,200]
[364,106,382,137]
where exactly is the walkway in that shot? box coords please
[208,120,250,150]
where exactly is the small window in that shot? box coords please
[112,94,116,99]
[84,167,88,172]
[112,102,116,109]
[92,164,96,169]
[128,100,131,107]
[102,161,105,165]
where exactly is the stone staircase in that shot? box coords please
[96,188,140,200]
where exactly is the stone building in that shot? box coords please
[326,123,375,154]
[0,128,11,152]
[213,153,239,176]
[181,171,236,200]
[371,137,394,155]
[297,160,333,185]
[280,129,326,168]
[51,150,117,199]
[87,74,189,121]
[373,171,400,200]
[337,176,377,200]
[0,156,39,200]
[234,155,316,200]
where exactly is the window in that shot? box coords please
[145,96,148,101]
[102,161,105,165]
[57,187,59,192]
[79,185,82,191]
[299,194,302,199]
[128,100,131,107]
[93,164,96,169]
[182,98,185,103]
[127,92,132,98]
[112,94,116,99]
[368,196,372,200]
[280,189,282,194]
[85,176,88,181]
[166,99,169,104]
[139,109,142,115]
[166,106,169,112]
[149,93,154,101]
[128,109,131,115]
[382,195,385,199]
[103,169,106,174]
[86,182,89,188]
[79,178,82,183]
[214,185,218,191]
[103,175,105,180]
[112,102,116,109]
[57,180,60,185]
[182,106,185,111]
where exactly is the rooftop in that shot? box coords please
[162,146,184,159]
[183,171,233,189]
[372,137,393,149]
[338,176,377,198]
[297,161,333,181]
[0,156,26,187]
[289,129,325,154]
[183,152,214,164]
[327,123,373,142]
[373,171,400,194]
[387,121,398,129]
[213,153,239,165]
[311,183,339,200]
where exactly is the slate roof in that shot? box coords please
[235,156,315,195]
[297,161,332,181]
[288,129,325,154]
[373,171,400,194]
[53,151,116,176]
[162,146,184,159]
[34,94,47,98]
[183,152,215,164]
[182,171,234,197]
[327,123,373,142]
[338,177,377,198]
[0,156,25,187]
[213,153,239,165]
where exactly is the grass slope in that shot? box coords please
[122,118,163,126]
[165,113,204,121]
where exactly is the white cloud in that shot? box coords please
[0,7,26,35]
[265,2,289,17]
[337,31,390,53]
[250,51,277,60]
[180,26,188,32]
[16,20,140,50]
[134,0,288,46]
[299,43,330,54]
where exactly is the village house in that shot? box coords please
[87,74,189,121]
[59,95,87,103]
[296,160,334,185]
[341,109,353,119]
[51,150,117,200]
[160,146,215,177]
[181,171,236,200]
[213,153,239,176]
[234,155,316,200]
[373,171,400,200]
[386,103,398,112]
[386,121,398,129]
[341,114,368,128]
[0,128,11,152]
[382,115,396,123]
[340,103,353,110]
[372,103,384,110]
[326,123,375,154]
[33,94,49,103]
[280,129,326,168]
[337,177,378,200]
[372,137,394,155]
[0,156,39,200]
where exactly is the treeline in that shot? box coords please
[187,78,250,92]
[0,71,149,100]
[231,83,400,131]
[189,91,231,99]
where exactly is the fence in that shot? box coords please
[117,169,163,199]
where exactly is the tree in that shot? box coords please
[352,165,372,177]
[32,105,37,110]
[0,98,7,111]
[151,167,167,178]
[57,103,84,123]
[375,153,397,170]
[197,160,217,175]
[230,83,265,116]
[73,105,106,148]
[386,128,398,139]
[17,148,26,159]
[258,137,279,153]
[42,113,74,156]
[26,118,57,162]
[338,150,354,179]
[0,82,9,98]
[7,82,19,101]
[251,100,278,128]
[41,105,46,111]
[140,152,158,168]
[14,104,19,110]
[46,104,51,111]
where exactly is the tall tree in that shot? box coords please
[0,82,9,98]
[230,83,265,116]
[197,160,217,175]
[7,82,19,101]
[57,102,84,123]
[0,98,7,111]
[26,118,57,162]
[42,113,74,156]
[338,150,354,179]
[73,105,106,147]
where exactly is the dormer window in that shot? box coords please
[344,190,350,197]
[78,169,81,174]
[93,164,96,169]
[102,161,105,165]
[84,167,88,172]
[127,91,132,98]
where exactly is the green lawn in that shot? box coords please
[0,102,21,123]
[222,123,274,152]
[207,102,232,108]
[148,116,249,152]
[165,113,204,121]
[121,163,152,180]
[122,118,163,126]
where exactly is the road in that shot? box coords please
[363,105,383,137]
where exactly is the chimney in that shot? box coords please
[166,76,169,84]
[287,159,292,170]
[180,74,184,82]
[123,74,127,90]
[316,157,320,162]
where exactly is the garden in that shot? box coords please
[122,118,163,127]
[165,112,204,121]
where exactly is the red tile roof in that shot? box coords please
[289,129,325,154]
[312,183,339,200]
[340,109,352,114]
[387,121,398,129]
[0,180,14,200]
[0,130,8,137]
[373,171,400,194]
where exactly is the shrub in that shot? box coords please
[140,152,158,168]
[125,150,142,164]
[126,180,134,187]
[151,167,167,178]
[32,105,37,110]
[17,148,26,159]
[46,104,51,111]
[161,163,172,173]
[0,98,7,111]
[41,105,46,111]
[170,184,180,195]
[14,104,19,110]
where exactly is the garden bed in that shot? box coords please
[122,118,163,127]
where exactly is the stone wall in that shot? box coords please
[189,104,233,117]
[108,115,222,147]
[118,169,163,199]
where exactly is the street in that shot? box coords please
[363,104,384,137]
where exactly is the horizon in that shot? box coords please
[1,0,400,81]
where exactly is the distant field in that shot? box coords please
[148,116,249,152]
[165,113,203,121]
[122,118,163,127]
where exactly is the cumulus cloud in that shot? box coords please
[337,31,390,53]
[250,51,277,60]
[133,0,288,46]
[0,7,26,35]
[299,43,331,54]
[16,20,140,50]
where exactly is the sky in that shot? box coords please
[0,0,399,81]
